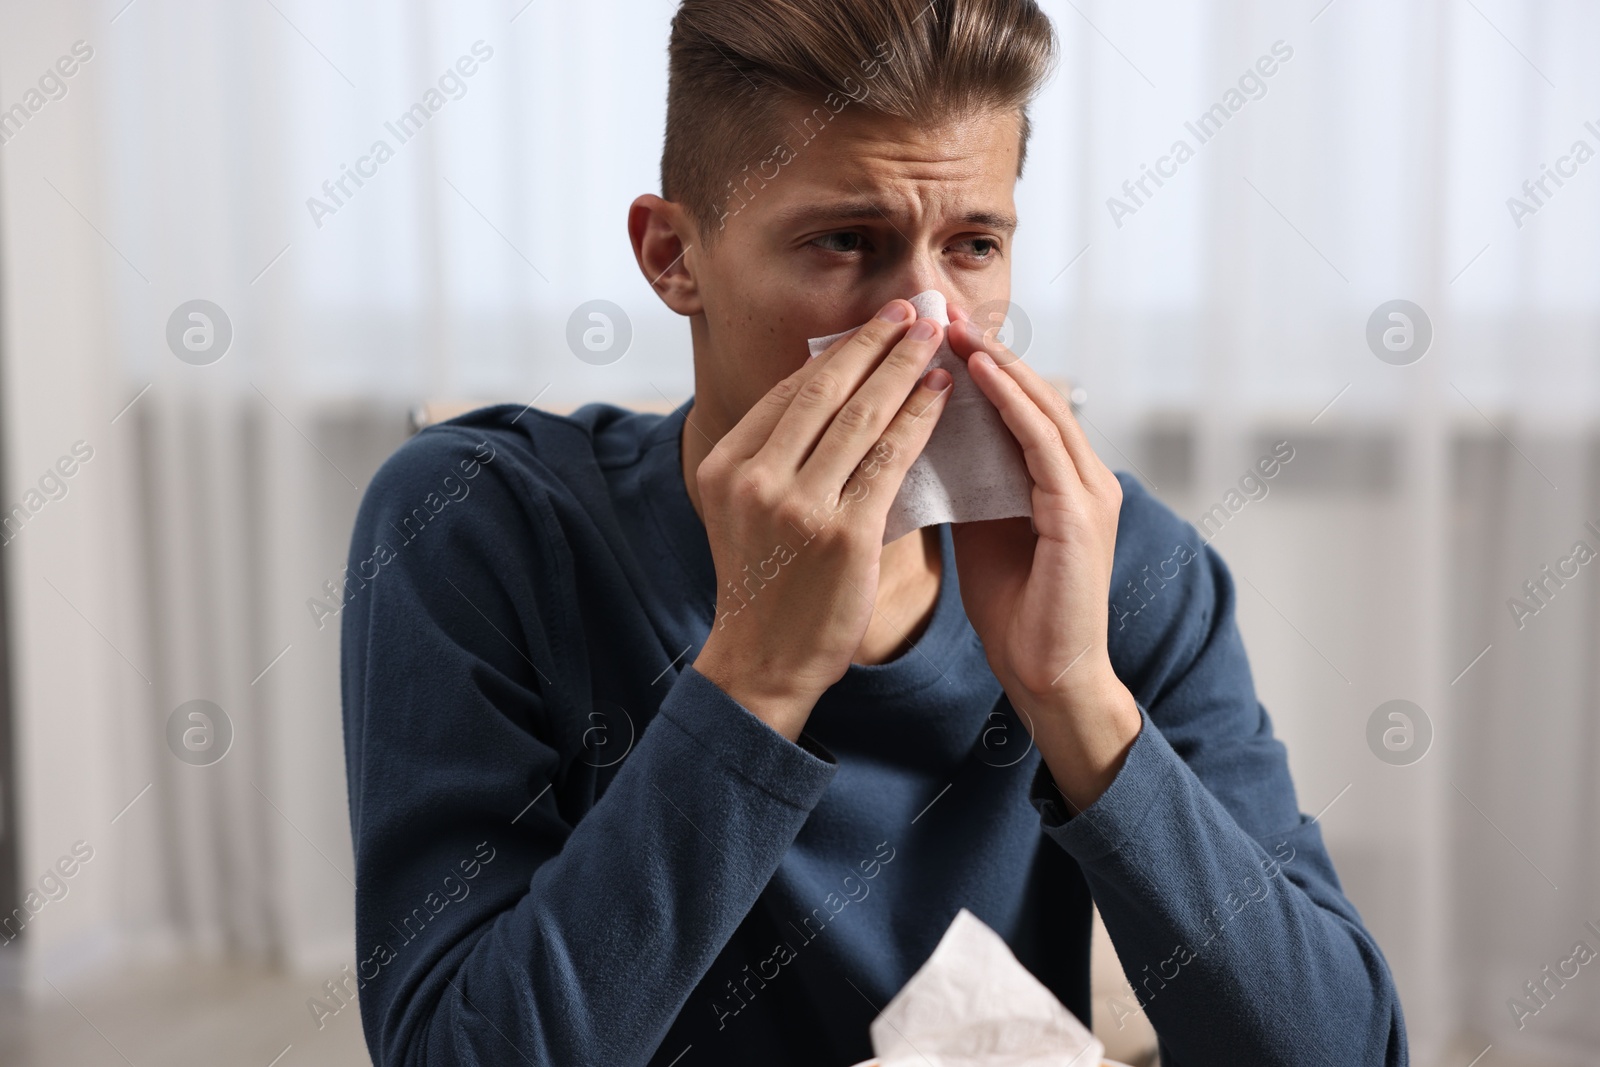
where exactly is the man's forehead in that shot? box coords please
[768,195,1017,233]
[799,110,1015,172]
[751,104,1020,228]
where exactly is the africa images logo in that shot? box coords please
[305,41,494,229]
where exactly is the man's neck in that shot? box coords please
[680,399,944,665]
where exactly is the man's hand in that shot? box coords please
[691,299,953,742]
[945,301,1142,813]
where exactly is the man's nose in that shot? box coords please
[870,256,948,318]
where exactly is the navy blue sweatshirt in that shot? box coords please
[339,399,1407,1066]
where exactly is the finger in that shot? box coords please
[944,299,991,340]
[946,302,1018,365]
[963,349,1086,505]
[811,325,862,360]
[712,376,801,463]
[836,366,953,521]
[762,299,925,466]
[947,313,1112,491]
[799,317,946,495]
[717,300,911,462]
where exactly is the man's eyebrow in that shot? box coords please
[772,200,1018,232]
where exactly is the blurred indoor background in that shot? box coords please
[0,0,1597,1064]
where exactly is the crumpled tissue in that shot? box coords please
[807,289,1034,544]
[849,908,1110,1067]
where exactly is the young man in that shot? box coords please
[340,1,1407,1064]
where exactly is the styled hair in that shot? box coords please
[662,0,1058,244]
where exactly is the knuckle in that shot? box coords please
[722,472,757,511]
[834,397,877,433]
[873,437,899,464]
[762,480,796,515]
[767,376,801,405]
[805,502,847,543]
[740,467,781,509]
[858,438,897,478]
[771,499,802,530]
[782,497,833,540]
[851,318,899,350]
[837,515,879,555]
[695,451,729,490]
[903,383,941,417]
[799,373,840,407]
[889,334,933,368]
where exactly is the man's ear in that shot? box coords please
[629,194,702,317]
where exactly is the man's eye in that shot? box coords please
[811,232,864,254]
[954,238,1000,259]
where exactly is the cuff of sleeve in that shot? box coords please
[656,663,838,812]
[1027,701,1185,864]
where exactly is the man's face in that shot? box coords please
[680,102,1021,430]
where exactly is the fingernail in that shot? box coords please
[877,301,911,322]
[972,350,994,368]
[922,368,952,391]
[907,318,938,340]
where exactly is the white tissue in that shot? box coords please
[807,290,1034,544]
[863,908,1107,1067]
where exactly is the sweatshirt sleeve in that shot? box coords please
[1025,475,1408,1066]
[339,426,837,1067]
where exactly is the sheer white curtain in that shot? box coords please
[3,0,1597,1062]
